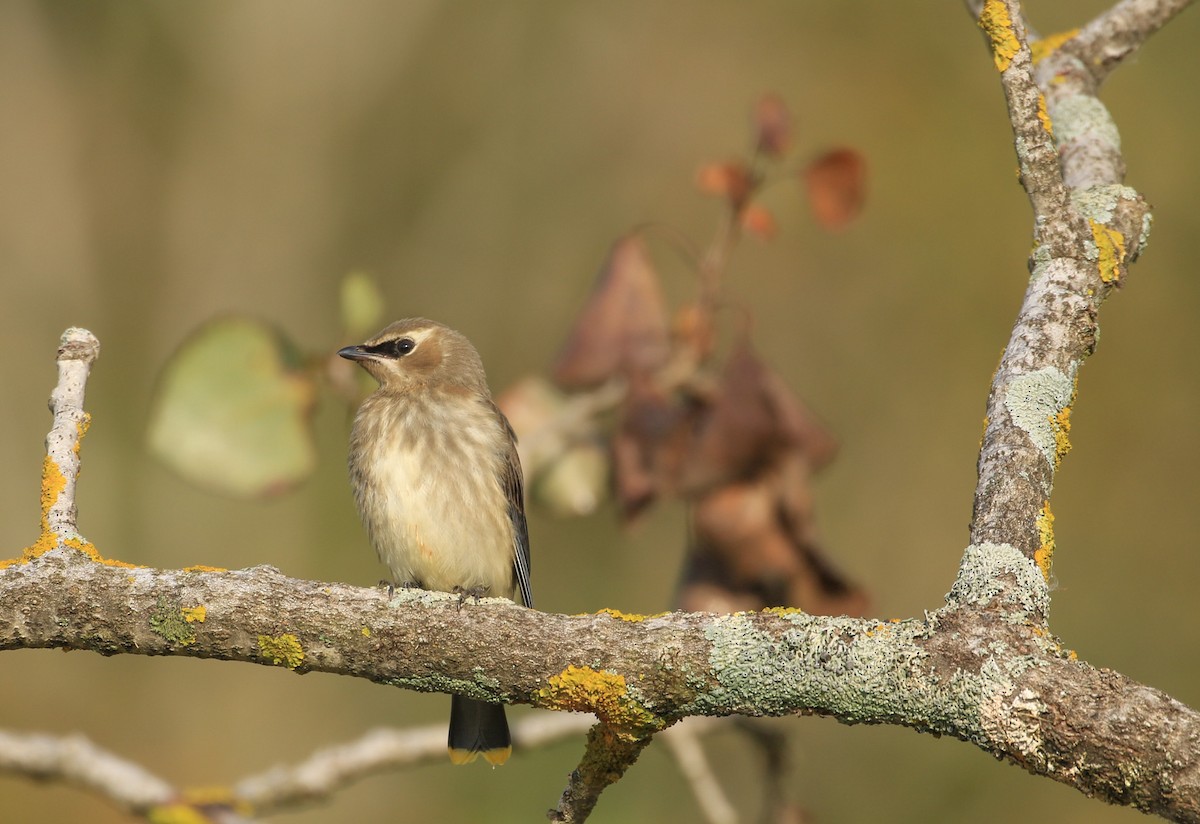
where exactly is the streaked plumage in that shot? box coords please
[339,318,531,765]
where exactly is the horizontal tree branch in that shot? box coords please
[3,546,1199,819]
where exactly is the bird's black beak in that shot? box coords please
[337,345,373,362]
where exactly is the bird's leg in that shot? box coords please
[453,585,491,611]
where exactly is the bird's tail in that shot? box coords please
[448,695,512,766]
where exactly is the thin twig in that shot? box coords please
[1066,0,1195,83]
[0,729,174,812]
[662,719,738,824]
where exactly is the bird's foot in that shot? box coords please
[452,585,491,611]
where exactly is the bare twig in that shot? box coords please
[662,719,739,824]
[1065,0,1195,83]
[0,729,173,812]
[239,713,594,815]
[40,328,99,545]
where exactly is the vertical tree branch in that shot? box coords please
[963,1,1152,595]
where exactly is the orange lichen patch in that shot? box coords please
[1036,93,1053,137]
[181,606,207,624]
[978,0,1020,72]
[1049,406,1072,469]
[1090,220,1126,284]
[183,565,228,573]
[40,455,66,529]
[74,414,91,455]
[147,804,215,824]
[1030,29,1079,64]
[258,633,305,670]
[180,785,246,811]
[596,607,647,622]
[65,535,138,569]
[1034,502,1055,582]
[537,665,662,738]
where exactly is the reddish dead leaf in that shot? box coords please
[695,160,753,210]
[740,202,778,241]
[773,451,869,616]
[680,337,786,493]
[803,148,866,231]
[676,449,867,615]
[552,234,670,389]
[612,377,697,522]
[753,93,792,158]
[692,481,800,587]
[671,300,716,362]
[761,369,838,470]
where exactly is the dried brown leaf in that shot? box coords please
[680,337,783,493]
[753,93,792,158]
[552,234,671,389]
[671,300,717,362]
[612,377,698,522]
[695,161,753,210]
[803,148,867,231]
[740,203,778,241]
[761,370,838,470]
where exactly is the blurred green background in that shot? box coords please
[2,2,1198,822]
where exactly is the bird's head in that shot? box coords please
[338,318,490,395]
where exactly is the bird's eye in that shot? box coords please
[391,338,416,357]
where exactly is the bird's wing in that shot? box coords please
[497,407,533,608]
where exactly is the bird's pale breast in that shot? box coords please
[349,391,516,598]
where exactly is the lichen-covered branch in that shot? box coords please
[965,0,1152,588]
[550,725,652,823]
[1064,0,1194,84]
[4,547,1200,819]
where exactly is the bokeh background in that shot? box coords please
[2,2,1198,822]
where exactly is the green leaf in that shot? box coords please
[147,317,318,498]
[340,271,384,340]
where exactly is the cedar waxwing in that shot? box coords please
[338,318,532,766]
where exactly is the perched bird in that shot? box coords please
[338,318,532,766]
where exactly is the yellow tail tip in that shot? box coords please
[448,746,511,766]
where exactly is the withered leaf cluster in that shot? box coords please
[534,238,865,617]
[502,94,868,618]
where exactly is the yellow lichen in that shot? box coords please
[1049,406,1072,469]
[1090,219,1126,283]
[1034,501,1055,582]
[978,0,1020,72]
[537,665,662,738]
[763,606,803,616]
[258,633,305,670]
[181,606,207,624]
[1036,93,1053,137]
[181,785,247,812]
[183,564,227,573]
[1030,29,1079,64]
[360,625,371,637]
[596,607,647,622]
[147,804,213,824]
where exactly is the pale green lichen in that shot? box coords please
[1071,184,1138,224]
[1005,367,1075,467]
[697,611,992,743]
[946,542,1050,618]
[149,596,198,647]
[1048,96,1120,150]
